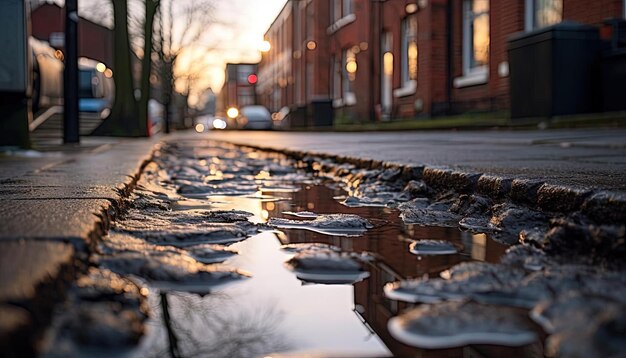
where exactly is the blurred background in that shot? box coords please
[1,0,625,146]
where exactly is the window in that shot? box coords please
[455,0,489,87]
[525,0,563,30]
[294,4,301,51]
[401,15,418,86]
[331,0,342,23]
[342,48,356,94]
[381,32,394,111]
[306,3,313,39]
[342,0,352,17]
[464,0,489,72]
[330,0,352,23]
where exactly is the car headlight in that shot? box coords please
[212,118,227,130]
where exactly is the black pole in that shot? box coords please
[64,0,80,143]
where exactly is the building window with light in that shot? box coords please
[525,0,563,30]
[401,15,418,86]
[455,0,489,87]
[344,48,357,90]
[340,48,357,105]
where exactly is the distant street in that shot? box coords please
[202,128,626,192]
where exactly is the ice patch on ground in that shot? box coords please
[409,240,458,256]
[282,211,319,219]
[96,252,249,295]
[284,247,370,285]
[388,301,537,349]
[269,214,373,237]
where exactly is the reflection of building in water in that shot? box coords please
[353,231,510,357]
[262,184,511,356]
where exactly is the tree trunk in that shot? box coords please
[137,0,158,136]
[94,0,141,136]
[161,60,172,133]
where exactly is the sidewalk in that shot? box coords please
[201,128,626,192]
[0,137,156,353]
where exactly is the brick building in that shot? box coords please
[31,3,114,68]
[257,4,294,116]
[258,0,626,125]
[216,63,258,115]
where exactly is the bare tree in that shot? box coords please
[153,0,217,132]
[93,0,217,135]
[95,0,158,137]
[94,0,139,136]
[137,0,159,135]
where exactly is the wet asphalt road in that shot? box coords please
[199,128,626,192]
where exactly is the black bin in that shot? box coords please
[601,49,626,112]
[289,105,307,129]
[601,19,626,112]
[508,22,601,119]
[309,99,334,128]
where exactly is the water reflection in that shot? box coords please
[141,290,290,358]
[257,184,510,357]
[224,232,391,357]
[143,182,511,357]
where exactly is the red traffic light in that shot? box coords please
[247,74,258,84]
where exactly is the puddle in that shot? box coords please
[135,181,511,358]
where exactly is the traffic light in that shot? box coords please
[247,74,258,85]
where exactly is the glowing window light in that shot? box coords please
[346,60,357,74]
[383,52,394,76]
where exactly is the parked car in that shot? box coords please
[236,105,272,130]
[77,57,114,119]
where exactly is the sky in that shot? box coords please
[43,0,287,105]
[184,0,287,105]
[184,0,288,98]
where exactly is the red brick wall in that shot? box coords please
[429,0,450,114]
[311,0,331,100]
[488,0,525,110]
[328,0,374,122]
[565,0,623,25]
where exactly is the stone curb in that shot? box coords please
[216,141,626,225]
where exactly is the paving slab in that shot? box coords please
[0,136,157,356]
[0,198,113,245]
[0,137,156,243]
